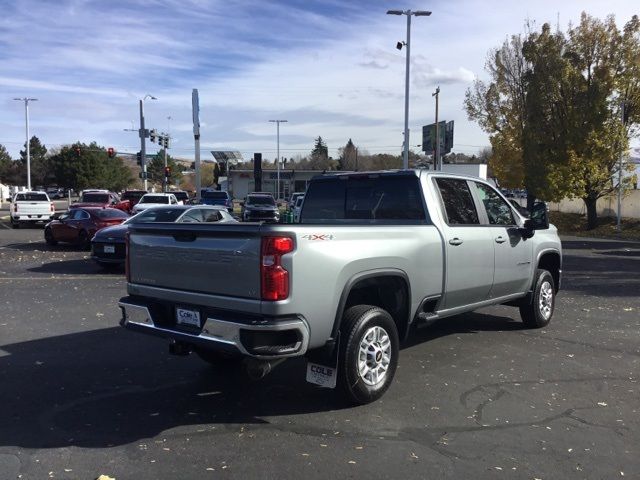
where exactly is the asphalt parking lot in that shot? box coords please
[0,223,638,480]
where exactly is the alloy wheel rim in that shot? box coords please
[539,280,553,320]
[357,326,392,386]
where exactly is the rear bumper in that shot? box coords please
[12,214,53,222]
[118,296,310,359]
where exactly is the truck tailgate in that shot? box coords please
[128,223,262,299]
[15,201,51,215]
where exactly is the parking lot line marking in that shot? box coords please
[0,222,10,230]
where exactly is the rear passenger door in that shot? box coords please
[434,178,494,309]
[470,182,533,298]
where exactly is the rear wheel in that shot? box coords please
[519,269,555,328]
[338,305,399,405]
[11,219,19,229]
[44,228,58,246]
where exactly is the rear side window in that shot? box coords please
[435,178,479,225]
[301,175,427,224]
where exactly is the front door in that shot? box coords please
[471,182,533,298]
[434,178,494,309]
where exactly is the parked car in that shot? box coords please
[46,188,64,199]
[91,205,237,268]
[10,191,55,228]
[72,191,130,212]
[200,189,233,212]
[121,190,148,211]
[131,193,180,214]
[44,207,129,249]
[241,193,279,222]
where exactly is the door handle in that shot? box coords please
[495,236,506,244]
[448,238,463,246]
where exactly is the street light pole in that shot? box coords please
[387,9,431,169]
[269,119,287,200]
[139,95,156,191]
[13,97,38,190]
[433,86,440,170]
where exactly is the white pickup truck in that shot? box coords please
[10,191,55,228]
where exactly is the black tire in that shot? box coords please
[44,228,58,246]
[11,219,19,229]
[519,269,555,328]
[338,305,399,405]
[78,230,91,250]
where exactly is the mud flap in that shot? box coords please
[305,334,340,389]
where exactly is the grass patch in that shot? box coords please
[550,211,640,241]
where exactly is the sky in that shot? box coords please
[0,0,638,163]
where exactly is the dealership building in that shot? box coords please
[227,169,323,200]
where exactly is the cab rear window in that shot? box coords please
[16,193,49,201]
[301,175,428,224]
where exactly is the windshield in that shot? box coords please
[16,193,49,201]
[139,195,170,204]
[81,193,110,203]
[126,207,185,224]
[173,191,189,201]
[247,196,275,206]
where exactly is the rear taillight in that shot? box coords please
[125,232,130,282]
[261,236,294,301]
[50,203,54,213]
[14,204,18,213]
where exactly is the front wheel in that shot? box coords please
[338,305,399,405]
[519,269,555,328]
[44,228,58,246]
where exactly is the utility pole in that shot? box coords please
[139,95,156,191]
[13,97,37,190]
[617,102,625,231]
[269,119,287,200]
[432,86,440,170]
[193,89,201,202]
[163,134,169,192]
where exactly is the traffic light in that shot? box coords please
[107,147,115,158]
[136,151,142,165]
[164,166,171,179]
[150,129,157,143]
[163,136,170,149]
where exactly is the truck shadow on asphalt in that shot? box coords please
[0,312,520,449]
[27,259,121,276]
[3,241,85,253]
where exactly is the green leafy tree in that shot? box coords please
[18,136,51,187]
[0,144,12,183]
[147,151,183,188]
[466,13,640,228]
[49,142,133,192]
[465,34,529,192]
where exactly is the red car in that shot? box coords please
[71,190,130,212]
[44,207,129,249]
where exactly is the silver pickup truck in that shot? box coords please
[119,170,562,404]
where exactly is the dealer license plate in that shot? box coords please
[176,308,201,328]
[103,245,115,254]
[306,362,337,389]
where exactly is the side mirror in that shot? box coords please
[530,202,549,230]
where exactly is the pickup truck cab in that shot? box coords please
[119,170,561,404]
[10,191,54,228]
